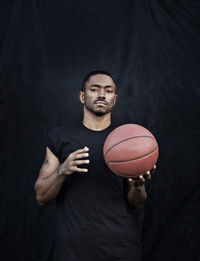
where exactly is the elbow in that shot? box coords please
[36,195,46,206]
[35,191,46,206]
[34,186,54,206]
[34,179,56,205]
[34,181,46,206]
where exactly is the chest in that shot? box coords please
[60,131,106,165]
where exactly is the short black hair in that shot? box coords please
[81,70,115,92]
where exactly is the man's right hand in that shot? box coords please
[57,147,90,176]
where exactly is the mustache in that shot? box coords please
[94,99,108,105]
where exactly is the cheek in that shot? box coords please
[108,96,116,105]
[85,94,96,104]
[86,92,96,99]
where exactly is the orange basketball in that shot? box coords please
[103,124,159,178]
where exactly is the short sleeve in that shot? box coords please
[45,127,63,159]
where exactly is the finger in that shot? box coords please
[145,171,151,180]
[150,165,156,175]
[151,165,156,171]
[139,175,146,182]
[127,178,142,188]
[71,147,89,156]
[72,166,88,173]
[74,153,89,159]
[127,178,134,184]
[132,176,145,183]
[72,159,90,166]
[130,176,145,186]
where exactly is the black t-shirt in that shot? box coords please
[46,122,141,261]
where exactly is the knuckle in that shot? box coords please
[68,154,73,159]
[69,162,74,168]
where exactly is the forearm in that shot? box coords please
[126,184,147,210]
[35,167,65,205]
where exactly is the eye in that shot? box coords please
[106,89,113,93]
[90,88,98,92]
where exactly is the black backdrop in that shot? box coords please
[1,0,200,261]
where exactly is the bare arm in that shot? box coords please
[125,166,156,210]
[34,146,89,205]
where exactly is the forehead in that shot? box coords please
[86,74,115,88]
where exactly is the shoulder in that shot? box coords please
[47,126,65,135]
[46,126,65,141]
[47,122,80,137]
[45,124,76,157]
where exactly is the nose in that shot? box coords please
[98,88,105,99]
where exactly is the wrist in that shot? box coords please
[56,165,65,176]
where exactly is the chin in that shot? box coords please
[93,107,113,116]
[94,110,107,116]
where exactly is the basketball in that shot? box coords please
[103,124,159,178]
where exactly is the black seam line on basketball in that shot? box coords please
[107,147,158,164]
[105,136,155,156]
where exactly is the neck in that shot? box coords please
[82,107,111,131]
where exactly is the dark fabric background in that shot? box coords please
[1,0,200,261]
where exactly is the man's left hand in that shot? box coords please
[127,165,156,187]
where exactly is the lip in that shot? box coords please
[94,101,108,105]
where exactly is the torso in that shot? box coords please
[46,122,142,261]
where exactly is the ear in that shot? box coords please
[113,94,117,106]
[79,91,85,104]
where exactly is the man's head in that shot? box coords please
[80,71,117,116]
[81,71,115,92]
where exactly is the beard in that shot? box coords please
[85,102,113,116]
[93,110,107,116]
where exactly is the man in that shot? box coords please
[35,71,155,261]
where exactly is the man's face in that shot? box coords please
[80,74,117,116]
